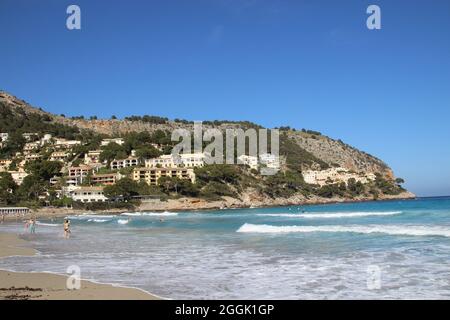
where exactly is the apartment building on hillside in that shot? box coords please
[132,167,195,186]
[110,157,139,170]
[69,186,108,203]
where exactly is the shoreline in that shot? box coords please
[1,191,417,221]
[0,233,160,300]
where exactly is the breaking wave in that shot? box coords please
[87,218,111,223]
[237,223,450,238]
[66,215,115,220]
[117,219,129,225]
[36,222,59,227]
[256,211,402,219]
[121,211,178,217]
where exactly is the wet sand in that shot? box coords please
[0,233,158,300]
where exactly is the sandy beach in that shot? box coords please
[0,233,158,300]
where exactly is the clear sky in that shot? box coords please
[1,0,449,197]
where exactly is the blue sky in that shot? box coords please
[1,0,449,196]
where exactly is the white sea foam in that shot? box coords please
[66,215,115,220]
[144,211,178,217]
[36,222,59,227]
[117,219,129,225]
[87,219,111,223]
[237,223,450,238]
[121,211,178,217]
[256,211,402,219]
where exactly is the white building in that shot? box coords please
[84,150,102,165]
[25,153,42,162]
[101,138,124,147]
[49,176,61,185]
[68,165,92,178]
[237,155,259,170]
[41,134,53,144]
[0,133,9,142]
[145,153,207,169]
[145,154,180,168]
[259,153,280,169]
[110,157,139,170]
[50,151,69,162]
[9,171,28,185]
[179,153,208,168]
[0,159,12,171]
[23,142,40,153]
[54,138,82,149]
[22,133,38,142]
[69,186,108,203]
[65,177,80,187]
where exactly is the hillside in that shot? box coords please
[0,91,414,210]
[0,91,393,176]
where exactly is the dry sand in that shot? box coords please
[0,233,158,300]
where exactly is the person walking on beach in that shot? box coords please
[64,219,71,239]
[30,218,36,234]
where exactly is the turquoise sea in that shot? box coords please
[1,197,450,299]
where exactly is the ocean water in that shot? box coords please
[1,197,450,299]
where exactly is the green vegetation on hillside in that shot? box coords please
[0,160,63,207]
[99,130,171,163]
[0,103,80,138]
[0,102,82,157]
[280,134,329,171]
[202,120,261,130]
[124,115,169,124]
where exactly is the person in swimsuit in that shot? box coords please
[64,219,71,239]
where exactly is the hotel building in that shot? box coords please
[54,138,82,149]
[70,186,108,203]
[132,167,195,186]
[91,173,118,186]
[50,151,69,162]
[25,153,42,162]
[145,153,208,169]
[68,165,92,178]
[110,157,139,170]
